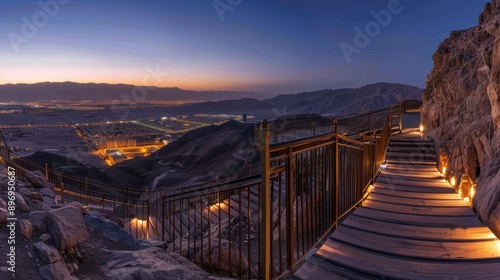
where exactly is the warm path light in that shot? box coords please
[442,166,447,175]
[419,123,424,133]
[470,187,475,199]
[450,176,456,187]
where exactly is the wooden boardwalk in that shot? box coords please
[293,129,500,279]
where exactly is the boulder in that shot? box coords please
[48,205,89,249]
[84,211,141,248]
[15,192,30,213]
[28,211,49,232]
[25,170,55,190]
[40,233,52,242]
[104,247,211,280]
[43,196,55,208]
[29,199,52,212]
[39,260,78,280]
[19,187,44,200]
[194,238,256,278]
[18,220,34,239]
[40,188,56,199]
[34,242,61,264]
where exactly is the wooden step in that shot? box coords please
[313,240,500,279]
[362,199,475,217]
[366,192,467,207]
[331,226,500,261]
[352,207,483,228]
[385,159,436,165]
[371,187,462,200]
[386,151,436,159]
[342,214,497,242]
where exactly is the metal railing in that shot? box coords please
[0,100,421,279]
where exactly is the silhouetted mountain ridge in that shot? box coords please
[0,82,270,102]
[183,82,422,116]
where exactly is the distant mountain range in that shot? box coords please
[0,82,422,117]
[183,82,423,116]
[0,82,270,102]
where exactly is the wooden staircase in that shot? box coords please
[293,130,500,279]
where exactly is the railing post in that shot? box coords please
[161,192,166,241]
[146,187,150,239]
[45,163,49,180]
[399,102,404,133]
[60,182,65,202]
[286,147,295,270]
[368,110,371,132]
[259,119,272,280]
[85,177,89,206]
[334,120,339,227]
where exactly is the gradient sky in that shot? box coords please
[0,0,491,95]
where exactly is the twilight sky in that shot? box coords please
[0,0,490,95]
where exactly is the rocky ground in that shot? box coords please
[0,166,231,280]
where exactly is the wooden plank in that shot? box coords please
[374,182,456,194]
[341,214,497,242]
[351,207,483,228]
[293,255,379,280]
[315,240,500,279]
[387,146,435,152]
[377,174,450,186]
[367,192,468,207]
[385,159,436,165]
[386,151,435,158]
[384,164,440,172]
[331,226,500,260]
[362,199,475,217]
[371,187,462,200]
[390,141,435,146]
[380,170,443,179]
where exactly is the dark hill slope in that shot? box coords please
[105,120,259,190]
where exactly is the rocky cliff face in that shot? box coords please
[421,0,500,235]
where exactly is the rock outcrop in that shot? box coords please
[48,204,89,250]
[103,248,212,280]
[421,0,500,235]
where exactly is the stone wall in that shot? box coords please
[421,0,500,235]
